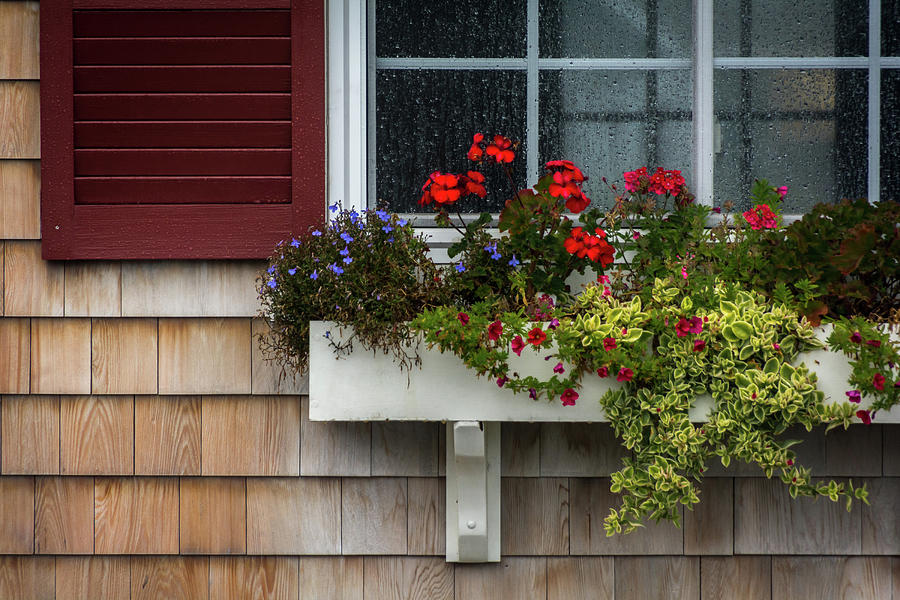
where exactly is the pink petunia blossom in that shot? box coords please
[874,373,886,391]
[553,362,565,374]
[487,320,503,341]
[616,367,634,382]
[846,390,862,403]
[850,331,863,343]
[597,366,609,377]
[511,335,525,356]
[457,312,469,325]
[560,388,579,406]
[603,337,617,351]
[496,376,508,388]
[857,409,873,425]
[866,339,882,348]
[693,339,706,352]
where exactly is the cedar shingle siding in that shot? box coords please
[2,2,900,597]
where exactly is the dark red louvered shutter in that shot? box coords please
[40,0,324,259]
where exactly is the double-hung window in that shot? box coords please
[328,0,899,221]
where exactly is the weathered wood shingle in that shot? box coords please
[547,557,613,600]
[364,557,453,600]
[0,160,40,239]
[0,81,39,158]
[300,397,371,476]
[65,262,122,317]
[0,1,39,79]
[34,477,94,554]
[179,477,247,555]
[0,317,30,392]
[0,476,35,553]
[455,558,546,600]
[60,395,134,475]
[0,557,55,599]
[158,319,251,394]
[94,477,180,554]
[615,557,699,600]
[130,556,209,600]
[501,477,569,556]
[134,395,201,476]
[209,557,298,600]
[772,557,892,600]
[700,557,771,600]
[1,395,59,474]
[341,478,408,555]
[31,319,91,395]
[246,477,341,555]
[55,557,130,600]
[408,477,445,556]
[4,241,64,316]
[298,557,363,600]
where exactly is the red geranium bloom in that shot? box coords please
[742,203,778,230]
[457,312,469,325]
[467,133,484,161]
[856,409,872,425]
[564,227,615,267]
[527,327,547,346]
[511,335,525,356]
[560,388,579,406]
[485,135,515,163]
[597,366,609,377]
[873,373,886,391]
[546,160,591,213]
[488,320,503,341]
[616,367,634,382]
[603,337,617,351]
[464,171,487,198]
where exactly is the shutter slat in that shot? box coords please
[74,122,291,148]
[75,149,291,176]
[75,176,291,204]
[74,37,291,65]
[74,0,290,10]
[74,10,290,37]
[74,66,291,93]
[74,93,291,120]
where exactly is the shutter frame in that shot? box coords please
[40,0,325,260]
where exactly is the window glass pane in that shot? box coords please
[539,0,690,58]
[375,70,527,213]
[539,69,693,210]
[376,0,527,58]
[884,0,900,56]
[714,69,867,212]
[714,0,867,57]
[882,70,900,202]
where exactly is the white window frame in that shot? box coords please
[327,0,896,224]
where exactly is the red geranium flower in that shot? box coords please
[464,171,487,198]
[511,335,525,356]
[485,135,515,163]
[488,320,503,341]
[616,367,634,382]
[467,133,484,161]
[527,327,547,346]
[545,160,591,213]
[564,227,615,267]
[560,388,579,406]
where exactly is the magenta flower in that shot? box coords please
[457,312,469,325]
[776,186,788,200]
[548,318,560,330]
[553,362,565,374]
[632,232,641,240]
[603,337,617,351]
[850,331,862,343]
[846,390,861,403]
[528,388,538,400]
[866,339,882,348]
[511,335,525,357]
[560,388,579,406]
[772,343,780,350]
[487,320,503,341]
[496,376,508,388]
[616,367,634,382]
[693,339,706,352]
[856,409,872,425]
[597,366,609,378]
[675,317,703,338]
[873,373,886,391]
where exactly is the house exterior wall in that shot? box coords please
[0,2,898,598]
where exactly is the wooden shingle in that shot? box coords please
[158,318,251,394]
[569,477,683,554]
[209,557,298,600]
[300,397,370,476]
[246,477,341,555]
[501,477,569,556]
[94,477,179,554]
[772,557,891,600]
[0,160,40,239]
[540,423,627,476]
[615,557,699,600]
[122,261,262,317]
[885,425,900,475]
[299,557,363,600]
[0,557,55,599]
[201,395,300,476]
[0,317,30,393]
[408,477,445,556]
[500,423,540,476]
[861,477,900,554]
[700,557,771,600]
[734,478,860,554]
[131,556,209,600]
[0,1,39,78]
[1,395,59,474]
[4,241,64,316]
[684,477,733,555]
[341,478,408,555]
[824,425,882,476]
[134,395,201,476]
[55,557,130,600]
[65,262,122,317]
[92,318,158,394]
[547,557,614,600]
[372,422,440,477]
[34,476,94,554]
[0,476,34,554]
[455,558,546,600]
[60,395,134,475]
[31,318,91,395]
[180,477,247,554]
[364,557,453,600]
[251,318,308,394]
[0,81,39,158]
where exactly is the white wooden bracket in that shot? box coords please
[445,421,500,562]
